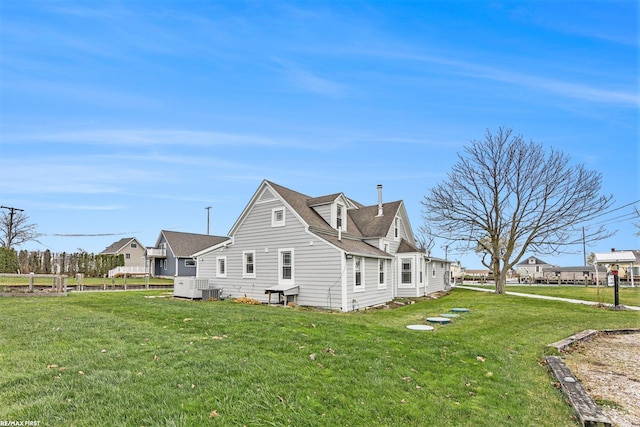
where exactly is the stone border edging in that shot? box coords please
[545,329,640,427]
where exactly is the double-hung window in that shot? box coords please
[336,204,343,230]
[401,258,412,284]
[243,251,256,278]
[278,249,294,284]
[378,259,386,288]
[354,257,364,291]
[217,256,227,278]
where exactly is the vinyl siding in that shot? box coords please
[311,204,332,227]
[346,256,393,310]
[198,198,345,309]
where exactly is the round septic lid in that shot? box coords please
[440,313,459,318]
[426,317,451,324]
[406,324,435,331]
[450,308,470,313]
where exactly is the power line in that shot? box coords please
[43,232,142,237]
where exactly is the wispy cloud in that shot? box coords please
[360,49,639,107]
[0,162,163,195]
[274,59,346,97]
[1,129,313,148]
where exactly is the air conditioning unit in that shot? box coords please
[202,288,222,300]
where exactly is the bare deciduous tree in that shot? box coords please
[414,224,436,254]
[422,127,613,293]
[0,208,39,248]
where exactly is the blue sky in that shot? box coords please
[1,1,638,269]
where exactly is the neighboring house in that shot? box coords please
[147,230,229,278]
[516,256,551,282]
[99,237,147,277]
[542,266,604,284]
[192,180,451,312]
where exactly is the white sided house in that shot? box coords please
[193,180,451,312]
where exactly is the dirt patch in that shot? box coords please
[563,333,640,427]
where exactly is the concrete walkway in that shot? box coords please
[456,285,640,311]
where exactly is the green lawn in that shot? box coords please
[1,289,637,426]
[462,284,640,307]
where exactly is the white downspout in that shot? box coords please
[341,253,349,312]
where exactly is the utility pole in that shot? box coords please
[205,206,212,235]
[0,205,24,248]
[582,226,587,266]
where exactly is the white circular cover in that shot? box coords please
[426,317,452,323]
[406,324,435,331]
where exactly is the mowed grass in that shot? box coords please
[1,289,637,426]
[464,284,640,307]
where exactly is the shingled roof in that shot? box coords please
[160,230,229,258]
[266,181,409,256]
[100,237,141,254]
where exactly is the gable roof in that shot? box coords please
[396,238,423,253]
[267,180,405,240]
[100,237,142,255]
[227,180,416,259]
[159,230,230,258]
[517,256,549,266]
[348,201,403,238]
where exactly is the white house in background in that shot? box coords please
[192,180,451,312]
[100,237,147,277]
[516,256,552,282]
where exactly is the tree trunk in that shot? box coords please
[494,261,506,294]
[495,273,506,294]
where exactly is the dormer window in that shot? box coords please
[336,204,343,230]
[394,218,399,239]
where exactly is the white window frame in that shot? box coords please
[354,256,365,292]
[278,248,294,285]
[400,258,413,286]
[394,217,400,240]
[243,250,256,278]
[272,208,286,227]
[185,259,196,267]
[336,203,344,231]
[216,256,227,278]
[432,265,437,278]
[378,259,386,289]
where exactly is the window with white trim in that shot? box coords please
[243,251,256,278]
[336,204,344,230]
[217,256,227,278]
[401,258,412,284]
[278,249,294,284]
[354,257,364,291]
[394,218,399,239]
[378,259,386,288]
[185,259,196,267]
[272,208,285,227]
[432,265,437,278]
